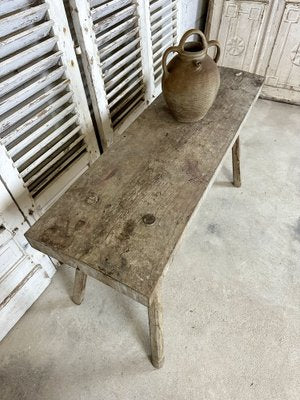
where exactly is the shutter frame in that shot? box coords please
[46,0,99,161]
[69,0,115,149]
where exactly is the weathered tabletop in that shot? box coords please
[26,67,263,306]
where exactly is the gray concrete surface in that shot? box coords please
[1,99,299,400]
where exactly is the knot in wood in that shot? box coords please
[142,214,156,225]
[86,194,99,205]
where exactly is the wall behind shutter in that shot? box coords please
[0,0,99,221]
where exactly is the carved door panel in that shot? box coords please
[262,1,300,104]
[207,0,271,73]
[206,0,300,104]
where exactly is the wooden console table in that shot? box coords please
[26,68,263,368]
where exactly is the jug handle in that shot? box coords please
[207,40,221,63]
[178,28,208,52]
[162,46,179,77]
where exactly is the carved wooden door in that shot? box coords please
[206,0,300,104]
[261,1,300,104]
[206,0,272,73]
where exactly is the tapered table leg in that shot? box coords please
[148,284,164,368]
[72,267,87,305]
[232,136,241,187]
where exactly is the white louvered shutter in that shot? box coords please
[70,0,149,148]
[0,0,100,222]
[148,0,178,98]
[69,0,179,148]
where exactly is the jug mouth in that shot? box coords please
[179,41,206,60]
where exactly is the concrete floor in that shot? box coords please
[1,99,299,400]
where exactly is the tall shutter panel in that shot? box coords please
[0,0,99,220]
[148,0,178,97]
[70,0,149,148]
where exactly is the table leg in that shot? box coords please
[232,136,241,187]
[148,284,164,368]
[72,267,87,305]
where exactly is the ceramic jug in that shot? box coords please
[162,29,221,123]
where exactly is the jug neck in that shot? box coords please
[177,41,207,62]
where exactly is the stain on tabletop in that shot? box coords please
[119,219,136,241]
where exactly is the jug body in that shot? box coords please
[162,29,221,123]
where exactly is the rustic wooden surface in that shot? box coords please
[26,67,263,304]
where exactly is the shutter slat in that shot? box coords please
[0,66,65,116]
[102,37,140,69]
[103,48,140,79]
[0,51,62,97]
[0,20,54,59]
[105,58,141,89]
[29,144,87,197]
[153,41,174,65]
[111,92,143,126]
[0,37,57,78]
[2,93,73,145]
[107,67,142,100]
[110,85,142,117]
[152,29,176,53]
[99,27,139,59]
[0,80,69,134]
[150,2,175,22]
[19,125,81,174]
[154,69,163,82]
[8,103,75,157]
[0,4,49,37]
[94,4,136,34]
[14,115,78,166]
[153,55,162,70]
[151,8,176,32]
[152,20,176,42]
[150,0,174,14]
[0,0,38,17]
[89,0,105,8]
[96,15,136,46]
[23,134,84,186]
[109,77,143,108]
[91,0,132,21]
[153,54,167,74]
